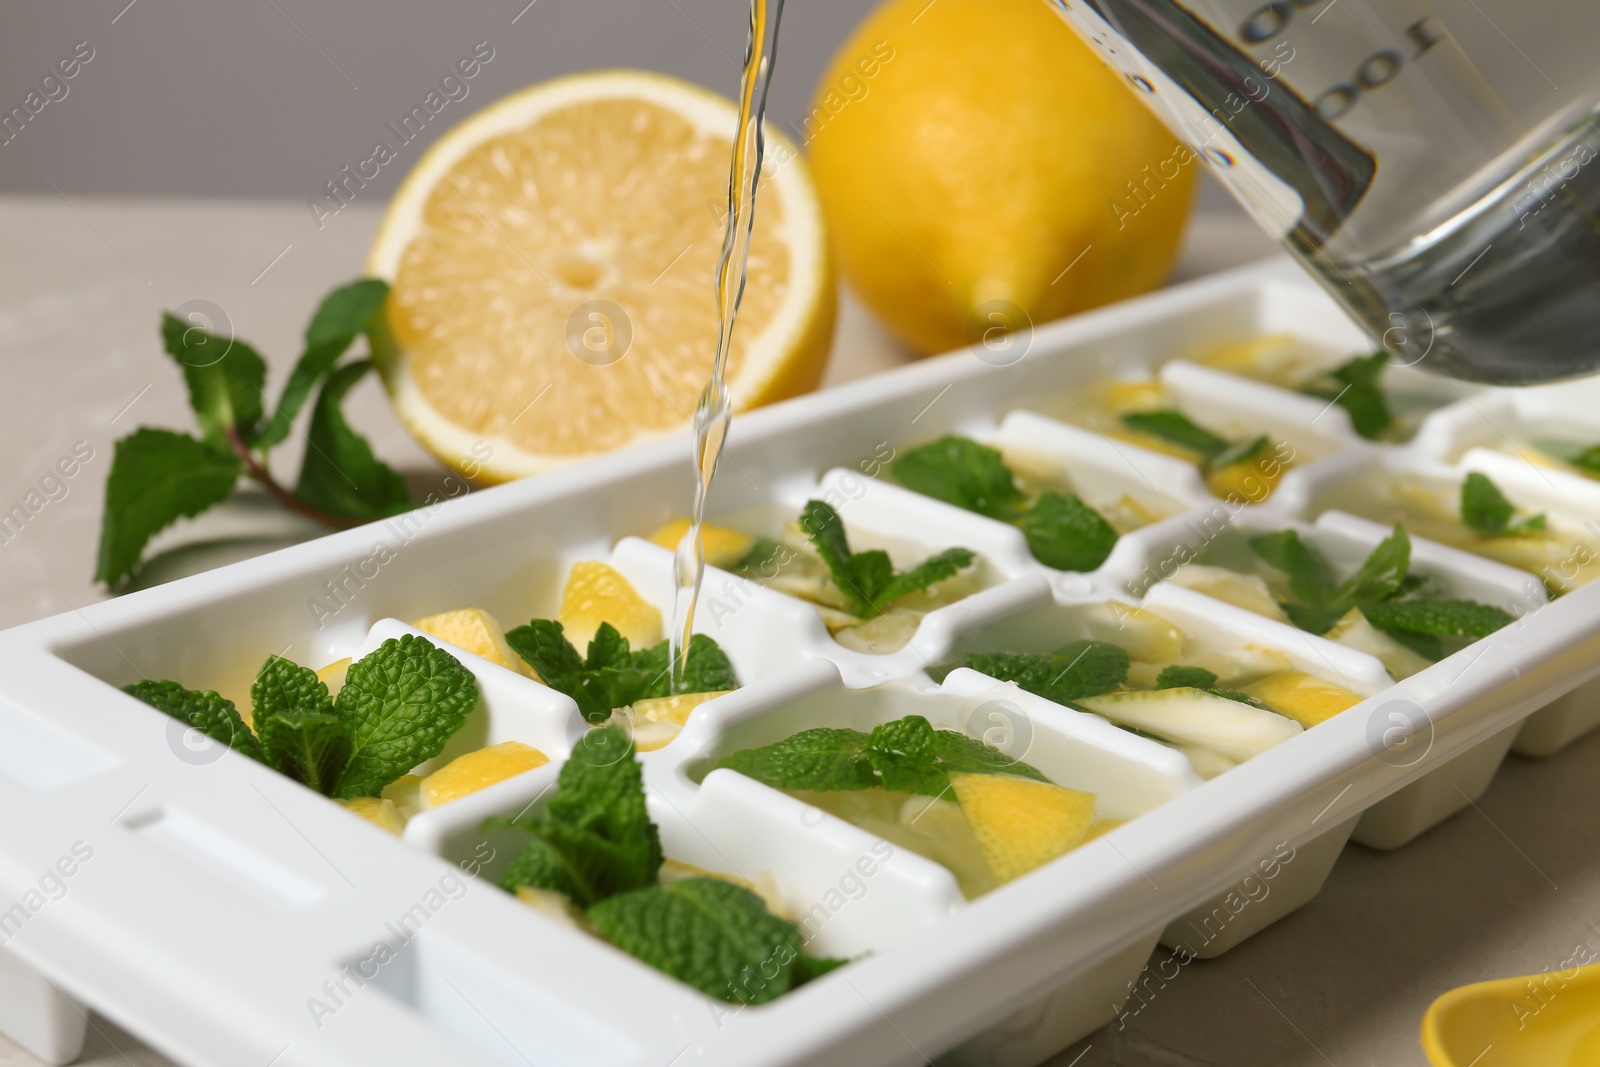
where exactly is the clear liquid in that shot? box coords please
[1305,114,1600,383]
[1055,0,1600,384]
[668,0,785,690]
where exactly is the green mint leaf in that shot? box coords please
[863,715,946,796]
[586,623,632,671]
[869,547,975,614]
[930,728,1047,782]
[1460,472,1544,536]
[1016,492,1117,572]
[1206,434,1269,471]
[331,634,479,798]
[587,877,804,1004]
[123,680,267,765]
[253,279,390,449]
[251,654,334,723]
[711,727,876,792]
[294,360,412,522]
[732,537,786,577]
[846,549,895,609]
[891,436,1027,520]
[794,953,850,984]
[963,640,1129,705]
[1360,599,1514,640]
[1301,353,1393,440]
[250,655,346,792]
[1121,410,1230,459]
[1281,601,1348,635]
[1570,444,1600,477]
[1337,525,1411,605]
[160,312,268,444]
[95,428,242,587]
[497,835,586,900]
[499,727,662,906]
[507,619,585,680]
[675,634,739,694]
[257,712,352,795]
[1250,530,1339,606]
[1155,665,1218,690]
[799,499,864,613]
[798,499,975,618]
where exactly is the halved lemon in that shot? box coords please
[368,70,836,483]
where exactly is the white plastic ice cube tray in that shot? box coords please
[4,258,1600,1067]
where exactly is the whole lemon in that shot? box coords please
[805,0,1196,355]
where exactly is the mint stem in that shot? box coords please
[225,426,362,530]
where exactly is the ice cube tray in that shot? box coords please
[4,257,1600,1067]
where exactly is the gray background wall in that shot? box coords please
[0,0,897,198]
[0,0,1235,209]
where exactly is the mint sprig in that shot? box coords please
[495,727,845,1001]
[1249,525,1513,660]
[1460,472,1546,536]
[1299,352,1393,440]
[710,713,1046,796]
[890,436,1118,572]
[504,620,738,724]
[123,635,479,799]
[961,640,1130,707]
[798,499,975,617]
[1120,410,1267,472]
[97,279,412,587]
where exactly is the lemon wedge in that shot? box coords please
[368,70,835,482]
[1241,670,1364,728]
[419,740,549,808]
[412,607,534,678]
[647,519,755,570]
[557,561,662,649]
[948,772,1096,884]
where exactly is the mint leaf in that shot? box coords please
[1282,602,1347,635]
[587,877,804,1004]
[891,436,1026,519]
[1361,599,1514,640]
[797,500,975,618]
[712,728,876,792]
[863,715,945,796]
[794,953,850,984]
[1570,444,1600,477]
[1250,530,1339,606]
[498,726,662,906]
[160,312,268,444]
[732,537,786,577]
[1337,525,1411,604]
[95,428,242,586]
[586,623,633,671]
[295,360,412,522]
[257,712,351,795]
[509,622,736,721]
[870,547,975,612]
[930,728,1047,782]
[123,679,268,765]
[1121,410,1230,459]
[253,279,390,449]
[1016,492,1117,572]
[1155,665,1218,690]
[331,634,479,798]
[1207,434,1269,471]
[1301,353,1393,440]
[251,655,346,792]
[1461,472,1545,536]
[963,640,1129,705]
[675,634,739,694]
[713,715,1046,795]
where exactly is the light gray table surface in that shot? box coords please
[3,196,1594,1067]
